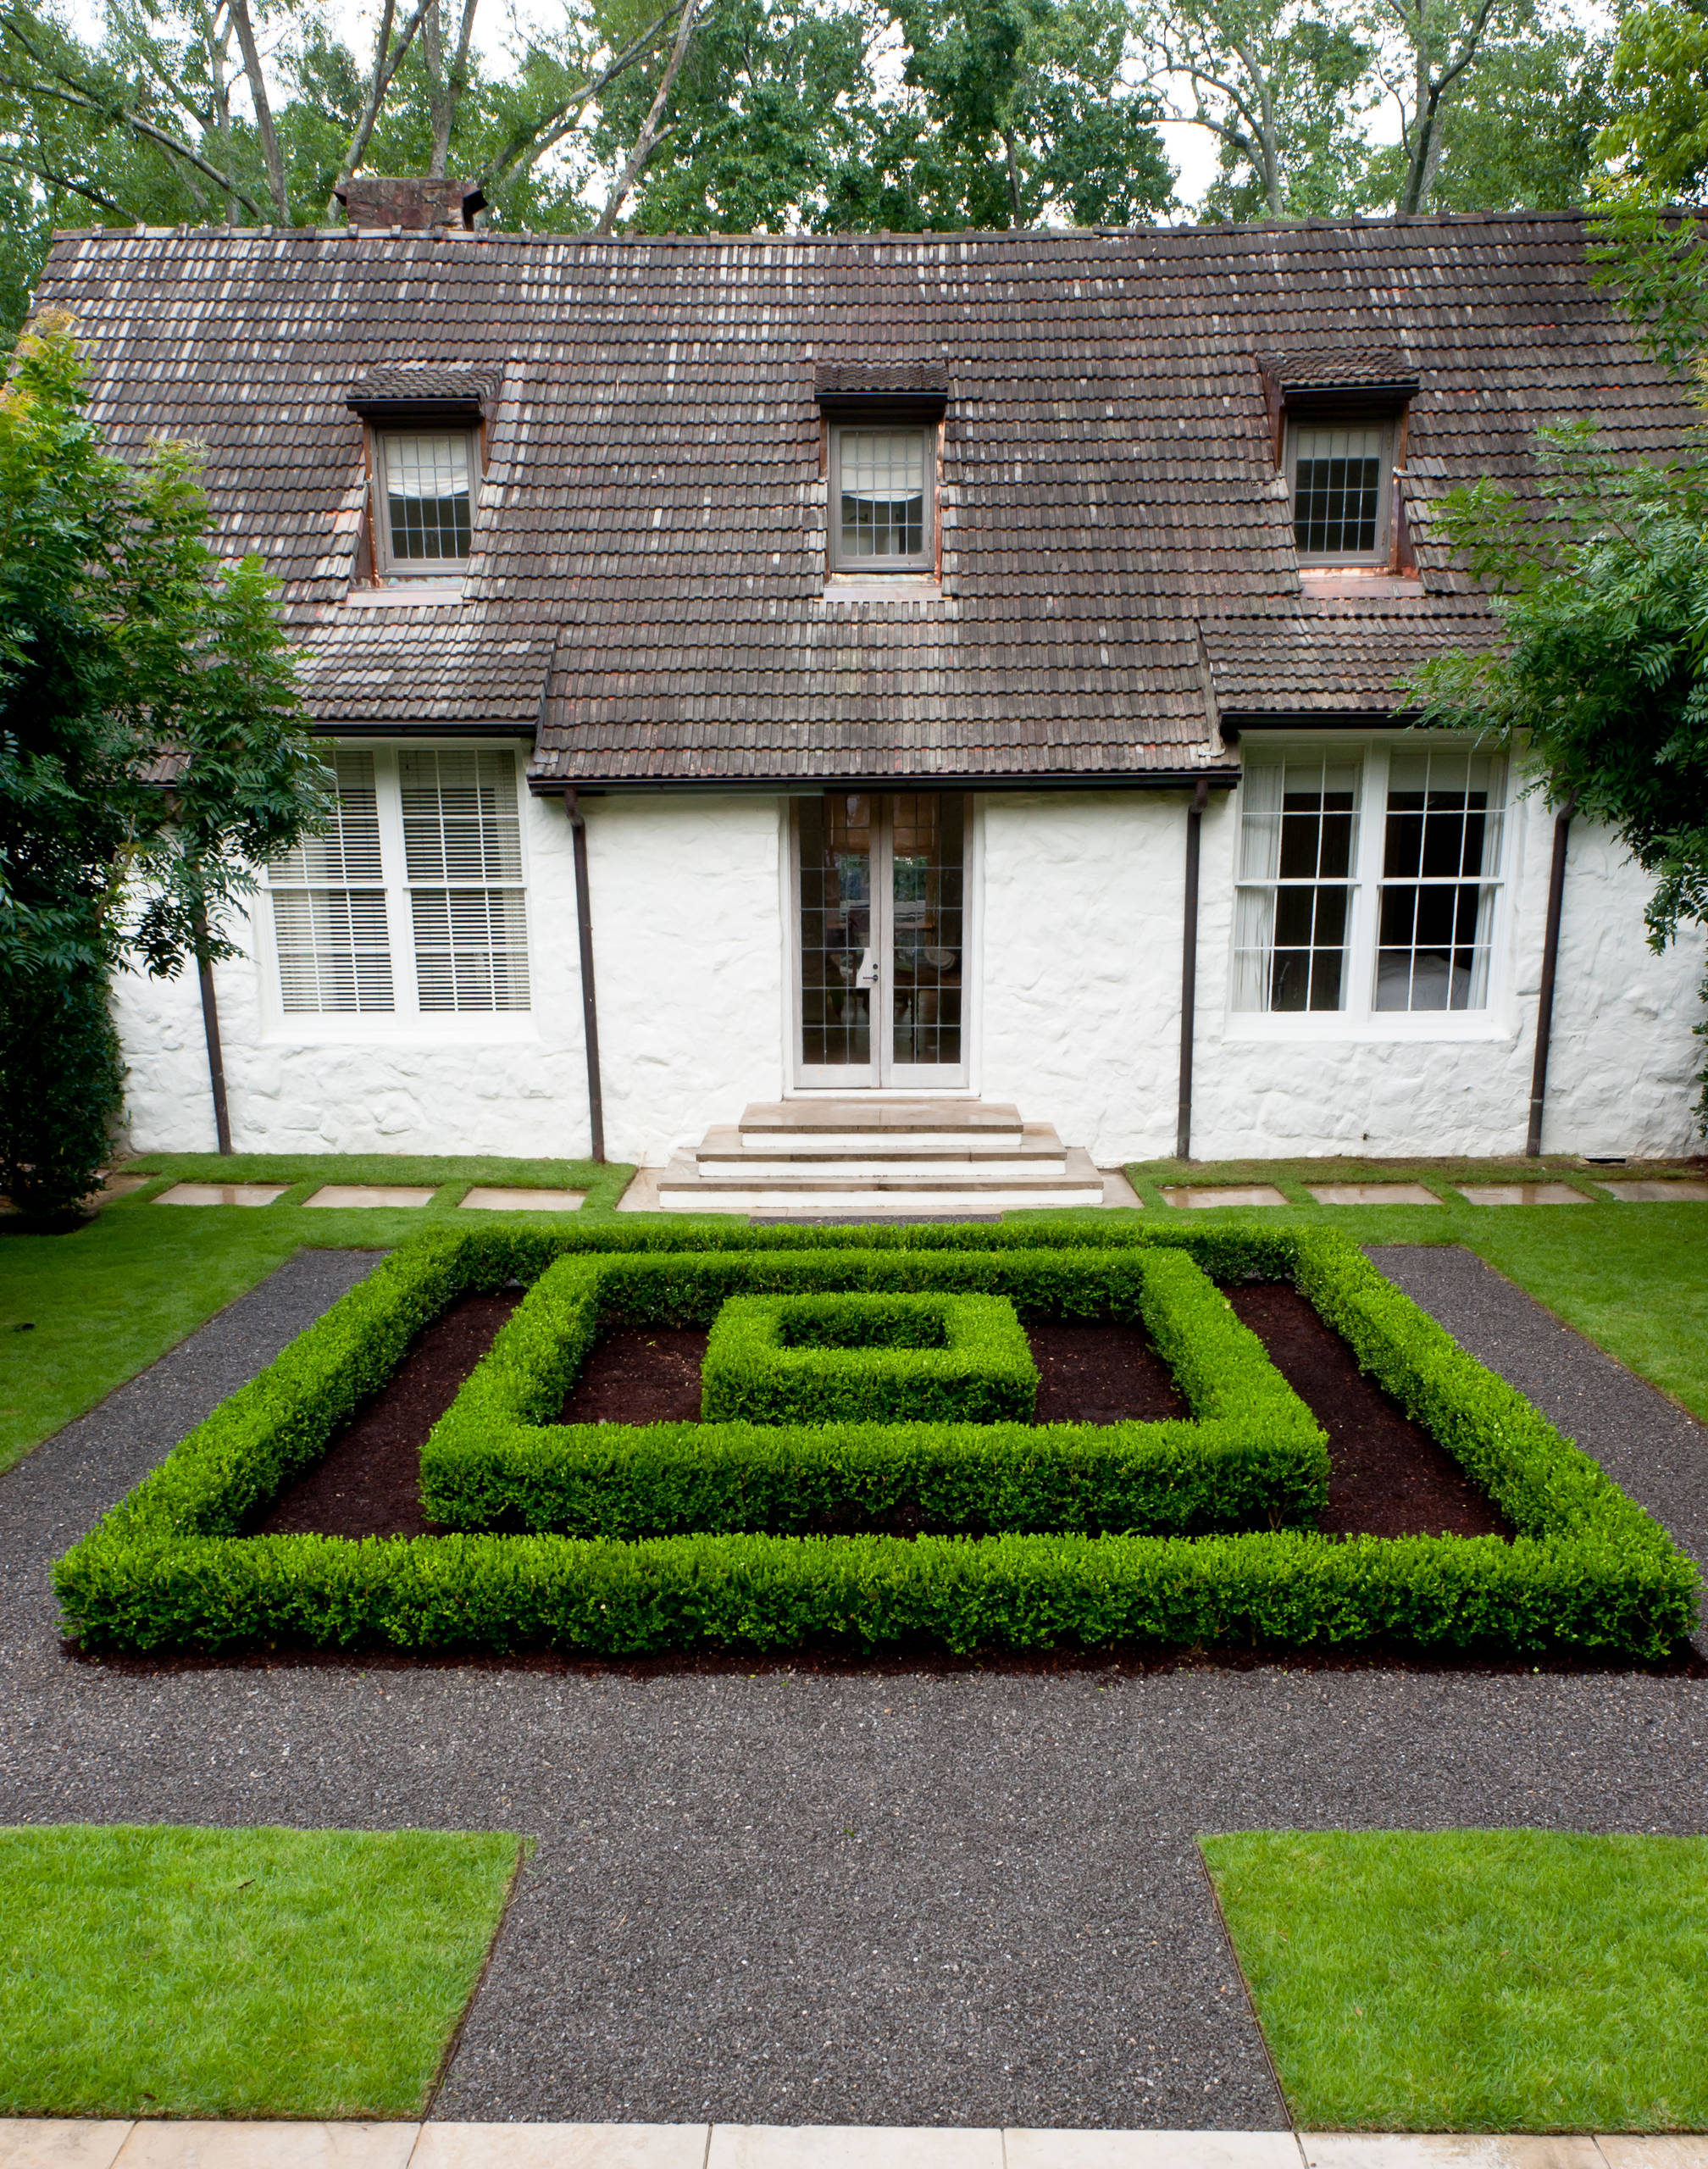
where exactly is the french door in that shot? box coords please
[794,792,969,1089]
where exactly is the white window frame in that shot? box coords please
[1223,735,1515,1043]
[259,741,537,1043]
[828,420,937,574]
[373,426,479,582]
[1285,414,1394,567]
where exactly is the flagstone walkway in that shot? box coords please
[0,1247,1704,2130]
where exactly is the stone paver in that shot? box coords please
[0,2126,133,2169]
[153,1184,289,1207]
[1302,2144,1602,2169]
[112,2130,417,2169]
[705,2130,998,2169]
[458,1188,585,1213]
[1454,1185,1590,1207]
[1305,1185,1439,1207]
[1158,1187,1289,1210]
[302,1186,437,1209]
[1007,2135,1305,2169]
[1593,1181,1708,1203]
[411,2128,706,2169]
[1598,2145,1708,2169]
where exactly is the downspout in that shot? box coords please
[191,907,233,1155]
[1176,774,1211,1162]
[563,789,607,1164]
[1525,794,1577,1158]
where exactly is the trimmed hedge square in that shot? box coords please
[50,1219,1702,1663]
[701,1291,1039,1423]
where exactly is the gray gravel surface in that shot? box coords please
[0,1241,1703,2130]
[1367,1244,1708,1643]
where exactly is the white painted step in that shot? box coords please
[738,1100,1025,1152]
[692,1125,1068,1179]
[655,1146,1107,1214]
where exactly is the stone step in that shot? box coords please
[738,1099,1024,1151]
[690,1125,1068,1178]
[654,1146,1107,1215]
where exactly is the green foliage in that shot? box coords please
[1601,1,1708,201]
[0,1823,522,2118]
[53,1223,1700,1661]
[702,1290,1040,1421]
[422,1240,1328,1534]
[1205,1829,1708,2131]
[1407,424,1708,949]
[0,320,325,1208]
[0,962,122,1216]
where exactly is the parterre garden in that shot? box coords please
[55,1218,1700,1664]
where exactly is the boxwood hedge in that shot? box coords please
[51,1221,1701,1661]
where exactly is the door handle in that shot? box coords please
[854,946,878,990]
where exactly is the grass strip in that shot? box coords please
[0,1823,522,2119]
[1202,1828,1708,2133]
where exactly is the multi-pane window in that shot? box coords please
[266,748,530,1019]
[379,430,474,573]
[1375,752,1502,1012]
[831,424,934,570]
[267,752,395,1012]
[1234,747,1505,1018]
[1289,421,1389,562]
[1233,758,1361,1012]
[399,751,530,1012]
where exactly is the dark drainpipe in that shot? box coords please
[1176,774,1211,1162]
[563,788,607,1163]
[191,907,233,1155]
[1526,794,1577,1159]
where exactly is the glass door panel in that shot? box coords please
[797,793,875,1082]
[888,792,964,1081]
[795,793,968,1089]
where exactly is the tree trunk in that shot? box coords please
[594,0,699,235]
[225,0,289,220]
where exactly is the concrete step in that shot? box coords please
[690,1125,1068,1179]
[654,1146,1107,1215]
[737,1100,1024,1152]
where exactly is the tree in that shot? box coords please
[1407,203,1708,1122]
[0,317,329,1210]
[1143,0,1374,221]
[1600,0,1708,203]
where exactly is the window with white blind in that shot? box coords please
[264,747,530,1022]
[374,430,476,579]
[829,423,935,572]
[1232,744,1506,1024]
[267,751,396,1013]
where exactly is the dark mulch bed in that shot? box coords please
[251,1285,1505,1548]
[1227,1283,1511,1540]
[256,1290,522,1539]
[557,1326,708,1424]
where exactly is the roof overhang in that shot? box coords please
[528,766,1242,797]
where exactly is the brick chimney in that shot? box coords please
[336,177,485,231]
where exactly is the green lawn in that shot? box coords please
[0,1152,629,1473]
[3,1146,1705,1474]
[0,1823,524,2118]
[1202,1828,1708,2132]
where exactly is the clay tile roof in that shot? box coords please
[29,214,1694,788]
[815,358,950,400]
[1257,343,1419,395]
[345,363,500,409]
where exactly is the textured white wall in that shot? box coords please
[973,785,1700,1165]
[110,785,785,1165]
[113,773,1700,1166]
[978,792,1185,1164]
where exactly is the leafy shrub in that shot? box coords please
[701,1291,1039,1423]
[0,965,124,1218]
[51,1223,1702,1662]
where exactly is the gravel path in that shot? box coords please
[0,1242,1703,2132]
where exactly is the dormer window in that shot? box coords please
[1257,346,1418,575]
[1287,418,1394,564]
[831,424,933,571]
[344,365,497,592]
[815,360,948,584]
[376,429,475,574]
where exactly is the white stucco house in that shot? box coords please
[37,183,1702,1200]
